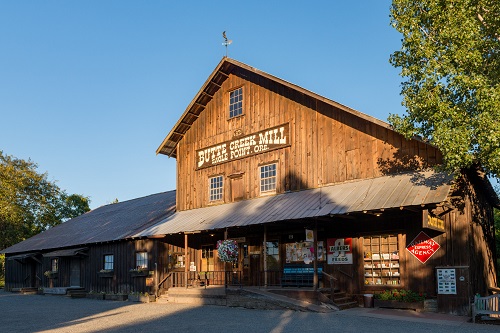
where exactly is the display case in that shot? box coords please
[363,235,400,285]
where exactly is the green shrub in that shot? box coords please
[374,289,425,302]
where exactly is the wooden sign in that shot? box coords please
[406,231,440,264]
[422,210,445,232]
[196,123,290,169]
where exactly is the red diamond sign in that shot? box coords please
[406,231,440,264]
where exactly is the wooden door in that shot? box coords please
[70,258,81,287]
[250,254,261,286]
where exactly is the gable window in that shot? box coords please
[51,258,59,272]
[229,87,243,118]
[136,252,148,269]
[209,175,224,202]
[260,163,277,194]
[104,254,114,270]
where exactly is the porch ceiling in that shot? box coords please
[136,170,453,237]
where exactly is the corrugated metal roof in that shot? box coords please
[1,191,176,255]
[136,171,453,237]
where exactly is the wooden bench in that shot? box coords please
[472,294,500,323]
[281,264,323,287]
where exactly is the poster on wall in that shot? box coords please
[285,241,324,263]
[327,238,353,264]
[436,268,457,294]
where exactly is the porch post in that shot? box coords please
[264,225,267,288]
[184,233,188,289]
[313,223,318,292]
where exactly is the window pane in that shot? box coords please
[136,252,148,269]
[229,87,243,118]
[104,255,114,270]
[260,164,277,194]
[210,175,223,201]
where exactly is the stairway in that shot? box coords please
[319,289,358,310]
[66,287,87,298]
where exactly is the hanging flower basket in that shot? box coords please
[217,239,239,262]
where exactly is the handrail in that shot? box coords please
[156,272,172,297]
[489,286,500,294]
[337,268,353,279]
[322,271,337,302]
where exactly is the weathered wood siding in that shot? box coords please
[176,67,442,211]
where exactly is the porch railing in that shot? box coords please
[161,270,324,289]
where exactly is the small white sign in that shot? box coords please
[437,268,457,294]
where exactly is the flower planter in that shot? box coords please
[86,293,105,300]
[374,299,424,311]
[128,294,155,303]
[105,294,128,301]
[129,271,152,278]
[98,271,114,278]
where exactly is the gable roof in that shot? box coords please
[157,57,394,158]
[1,191,176,255]
[135,170,453,237]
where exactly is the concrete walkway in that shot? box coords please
[1,289,499,333]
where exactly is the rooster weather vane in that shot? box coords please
[222,31,232,57]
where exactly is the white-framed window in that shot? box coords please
[229,87,243,118]
[266,241,280,270]
[136,252,148,269]
[51,258,59,272]
[104,254,114,270]
[260,163,277,194]
[209,175,224,202]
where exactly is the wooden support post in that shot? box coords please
[313,223,318,292]
[184,233,188,289]
[264,225,268,288]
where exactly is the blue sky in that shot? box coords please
[0,1,411,209]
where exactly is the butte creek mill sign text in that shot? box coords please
[196,123,290,169]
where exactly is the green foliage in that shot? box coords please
[374,289,426,302]
[389,0,500,178]
[0,254,4,288]
[0,151,91,250]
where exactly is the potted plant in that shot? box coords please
[128,292,155,303]
[104,292,128,301]
[373,289,426,310]
[129,268,153,277]
[98,269,114,278]
[44,270,58,279]
[86,290,105,300]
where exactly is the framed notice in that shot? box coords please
[436,268,457,294]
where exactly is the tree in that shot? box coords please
[0,151,90,250]
[389,0,500,179]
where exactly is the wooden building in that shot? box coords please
[2,57,498,315]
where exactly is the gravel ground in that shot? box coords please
[0,290,499,333]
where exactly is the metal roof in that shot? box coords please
[136,171,453,237]
[1,191,176,255]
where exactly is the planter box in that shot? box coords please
[128,294,155,303]
[374,299,424,311]
[98,271,114,278]
[105,294,128,301]
[129,271,152,278]
[86,293,105,300]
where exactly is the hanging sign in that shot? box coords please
[422,210,445,232]
[327,238,353,264]
[406,231,440,264]
[196,123,290,169]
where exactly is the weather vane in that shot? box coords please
[222,31,232,57]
